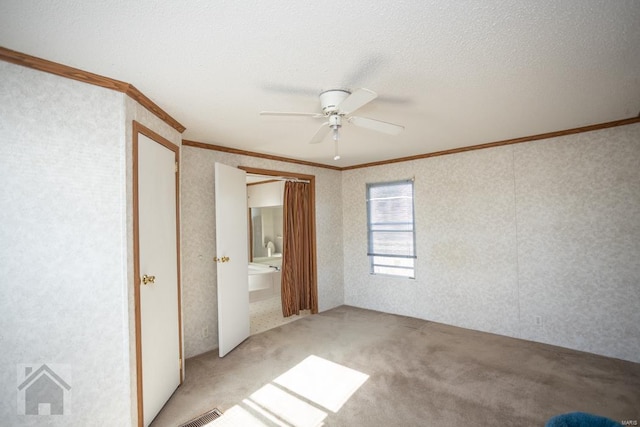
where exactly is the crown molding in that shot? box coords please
[182,140,341,171]
[341,117,640,171]
[184,117,640,171]
[0,46,185,133]
[3,46,637,168]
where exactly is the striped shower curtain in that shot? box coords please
[281,180,318,317]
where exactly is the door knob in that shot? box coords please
[214,256,230,263]
[141,274,156,285]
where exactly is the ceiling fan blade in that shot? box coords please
[337,88,377,114]
[309,122,330,144]
[348,116,404,135]
[260,111,323,118]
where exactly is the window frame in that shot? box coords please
[366,179,416,279]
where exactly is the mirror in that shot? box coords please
[250,206,283,262]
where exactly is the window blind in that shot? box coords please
[366,180,416,278]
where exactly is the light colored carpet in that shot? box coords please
[250,295,310,336]
[151,305,640,427]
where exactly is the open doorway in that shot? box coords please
[240,166,318,335]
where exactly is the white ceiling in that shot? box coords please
[1,1,639,167]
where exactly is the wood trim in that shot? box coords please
[239,166,316,182]
[132,121,183,427]
[183,139,341,171]
[309,175,318,314]
[134,121,180,153]
[239,166,318,314]
[185,117,640,172]
[174,149,184,386]
[132,125,143,427]
[0,46,185,133]
[5,46,635,171]
[126,85,186,133]
[342,117,640,170]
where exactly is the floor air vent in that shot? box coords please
[178,407,223,427]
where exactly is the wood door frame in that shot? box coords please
[239,166,318,314]
[133,120,183,427]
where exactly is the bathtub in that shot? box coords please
[249,262,281,302]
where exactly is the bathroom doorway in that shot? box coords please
[240,166,317,335]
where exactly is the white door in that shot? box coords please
[138,132,181,426]
[215,162,250,357]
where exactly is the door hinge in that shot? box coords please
[175,161,178,173]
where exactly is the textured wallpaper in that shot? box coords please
[181,149,344,358]
[342,146,520,335]
[514,126,640,360]
[0,61,184,426]
[0,61,132,425]
[342,124,640,363]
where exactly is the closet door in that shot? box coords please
[134,123,182,426]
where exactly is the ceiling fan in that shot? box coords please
[260,88,404,159]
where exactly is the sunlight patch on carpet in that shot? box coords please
[250,383,327,427]
[274,355,370,413]
[206,355,369,426]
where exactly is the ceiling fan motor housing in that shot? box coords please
[320,89,350,115]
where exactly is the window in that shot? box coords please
[366,179,416,278]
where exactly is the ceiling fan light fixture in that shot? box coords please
[333,140,341,161]
[329,114,342,142]
[332,127,340,141]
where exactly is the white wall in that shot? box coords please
[181,148,343,358]
[0,61,182,426]
[342,123,640,363]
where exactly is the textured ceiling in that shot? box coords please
[1,1,639,167]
